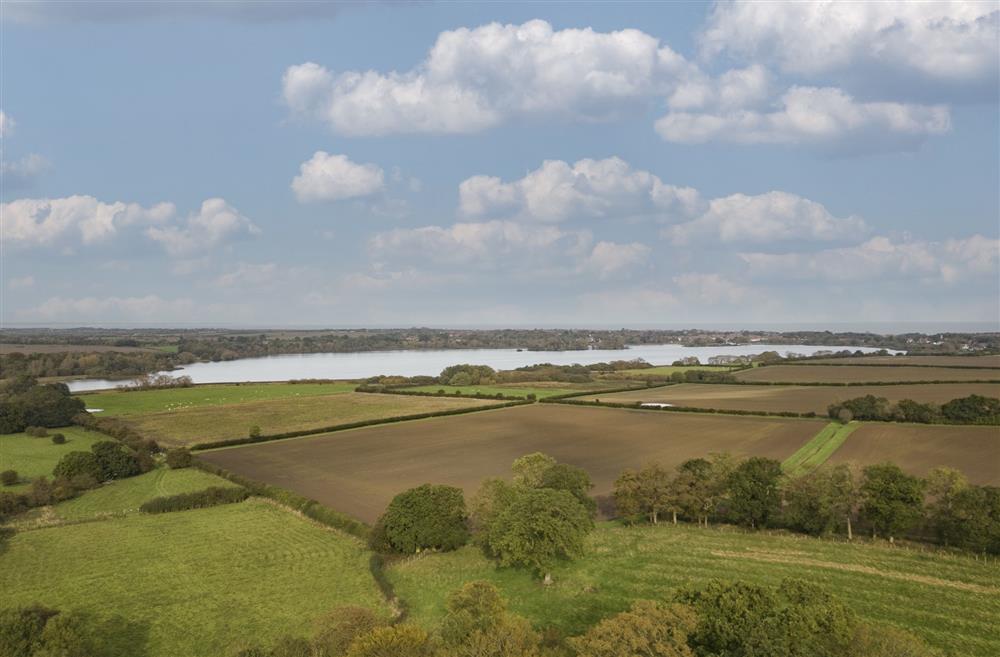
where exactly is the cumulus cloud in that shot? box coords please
[2,195,175,247]
[7,275,35,290]
[666,191,869,246]
[740,235,999,284]
[282,19,694,135]
[2,154,52,189]
[656,86,950,150]
[0,111,13,137]
[213,262,279,288]
[146,198,260,257]
[370,219,647,280]
[672,272,756,305]
[291,151,385,203]
[701,1,999,96]
[459,157,704,223]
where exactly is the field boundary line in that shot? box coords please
[710,549,999,594]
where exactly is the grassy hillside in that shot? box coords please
[1,500,391,657]
[52,467,239,521]
[388,522,1000,657]
[77,381,356,416]
[0,427,107,490]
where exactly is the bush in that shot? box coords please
[0,470,17,487]
[24,426,48,438]
[372,484,469,554]
[139,486,249,514]
[52,451,102,481]
[50,433,66,445]
[165,448,193,469]
[91,441,141,480]
[249,425,261,439]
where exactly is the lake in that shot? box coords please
[66,343,896,392]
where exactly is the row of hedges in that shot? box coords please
[546,397,818,419]
[355,385,528,401]
[780,360,1000,370]
[191,460,370,540]
[717,379,1000,387]
[189,399,532,450]
[139,486,249,513]
[539,382,674,401]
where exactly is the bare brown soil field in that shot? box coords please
[122,392,506,446]
[809,355,1000,367]
[199,404,824,523]
[827,424,1000,485]
[734,365,1000,384]
[583,383,1000,415]
[0,343,157,354]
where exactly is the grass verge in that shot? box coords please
[782,422,860,477]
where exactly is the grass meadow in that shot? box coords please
[388,521,1000,657]
[0,500,391,657]
[399,384,586,399]
[109,392,506,446]
[77,381,356,416]
[781,422,860,477]
[0,427,107,490]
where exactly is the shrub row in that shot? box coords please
[139,486,249,514]
[547,397,818,418]
[191,460,370,540]
[189,400,532,450]
[717,379,1000,387]
[355,385,527,401]
[781,360,1000,370]
[73,412,160,454]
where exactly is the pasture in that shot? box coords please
[733,364,1000,384]
[199,404,824,523]
[583,382,1000,414]
[809,355,1000,367]
[78,381,356,416]
[387,522,1000,657]
[827,423,1000,485]
[50,467,239,522]
[0,427,106,489]
[113,392,507,446]
[602,364,732,378]
[0,500,391,657]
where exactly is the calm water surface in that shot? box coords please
[67,343,895,392]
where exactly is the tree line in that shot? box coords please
[828,393,1000,425]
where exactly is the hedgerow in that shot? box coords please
[139,486,250,514]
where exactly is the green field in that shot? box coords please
[110,392,504,446]
[607,365,732,377]
[398,384,584,399]
[50,467,239,522]
[782,422,861,477]
[388,522,1000,657]
[0,427,107,489]
[0,500,391,657]
[77,381,356,416]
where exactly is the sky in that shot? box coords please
[1,0,998,328]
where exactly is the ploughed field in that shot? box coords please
[388,522,1000,657]
[583,382,1000,414]
[826,423,1000,485]
[733,364,1000,384]
[199,404,824,523]
[809,355,1000,367]
[109,392,507,446]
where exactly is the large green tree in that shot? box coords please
[372,484,468,554]
[860,463,925,543]
[726,457,784,529]
[569,600,697,657]
[439,581,540,657]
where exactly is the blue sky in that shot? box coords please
[2,1,998,327]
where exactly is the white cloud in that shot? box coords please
[7,275,34,290]
[656,86,950,150]
[740,235,999,284]
[2,195,174,247]
[666,191,868,246]
[282,19,694,135]
[16,295,198,321]
[0,111,13,137]
[672,272,756,304]
[291,151,385,203]
[2,153,52,189]
[701,1,999,92]
[146,198,260,256]
[459,157,704,223]
[370,219,647,280]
